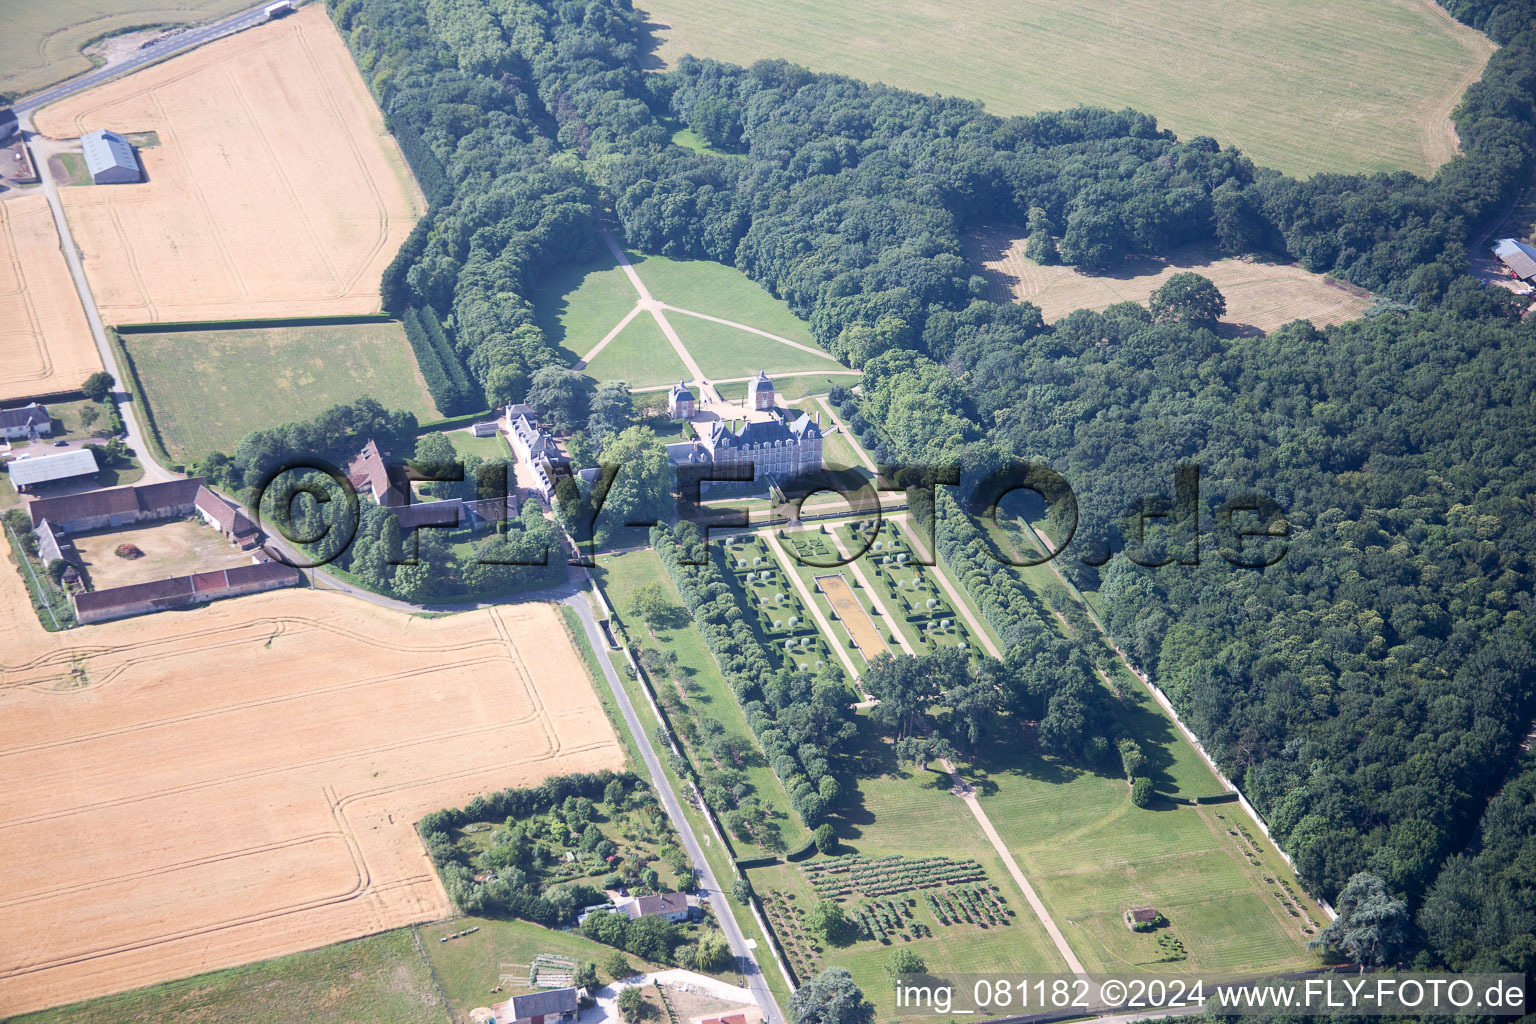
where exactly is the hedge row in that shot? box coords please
[404,306,476,414]
[418,303,477,404]
[389,118,451,206]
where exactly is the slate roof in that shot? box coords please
[0,403,50,431]
[506,987,579,1019]
[389,497,463,530]
[625,892,689,918]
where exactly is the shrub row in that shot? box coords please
[403,306,476,414]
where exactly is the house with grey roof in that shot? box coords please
[0,403,53,440]
[490,986,579,1024]
[622,891,694,922]
[503,406,569,502]
[81,129,140,184]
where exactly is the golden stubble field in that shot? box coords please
[0,194,102,402]
[0,541,622,1017]
[33,5,424,324]
[969,231,1372,333]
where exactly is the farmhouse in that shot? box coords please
[346,439,408,505]
[1492,238,1536,283]
[80,129,140,184]
[0,403,53,440]
[345,439,464,530]
[623,891,694,922]
[490,987,579,1024]
[73,561,302,624]
[6,448,98,491]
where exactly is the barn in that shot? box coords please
[81,129,140,184]
[1492,238,1536,283]
[0,108,17,145]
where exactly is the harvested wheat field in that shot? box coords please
[0,194,101,401]
[817,573,888,659]
[969,232,1372,333]
[32,5,424,324]
[0,545,621,1017]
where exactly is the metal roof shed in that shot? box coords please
[1493,238,1536,281]
[7,448,99,489]
[81,129,140,184]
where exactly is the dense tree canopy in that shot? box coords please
[324,0,1536,974]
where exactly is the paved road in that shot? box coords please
[30,117,174,483]
[563,589,784,1024]
[11,0,279,484]
[14,2,276,120]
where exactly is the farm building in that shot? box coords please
[6,448,98,490]
[1493,238,1536,283]
[80,128,140,184]
[72,560,302,624]
[345,438,408,505]
[27,477,260,551]
[0,403,53,440]
[489,987,579,1024]
[623,891,694,922]
[345,438,464,532]
[0,108,16,145]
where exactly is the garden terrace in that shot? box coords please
[718,534,835,676]
[839,520,973,652]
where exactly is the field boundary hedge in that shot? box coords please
[106,327,181,472]
[115,314,395,334]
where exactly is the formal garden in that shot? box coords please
[718,534,836,675]
[840,519,973,651]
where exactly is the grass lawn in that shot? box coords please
[122,322,440,464]
[424,915,674,1016]
[745,719,1069,1009]
[6,928,446,1024]
[641,0,1494,177]
[47,152,92,187]
[631,258,815,348]
[438,427,511,461]
[961,737,1324,976]
[594,547,812,858]
[581,314,691,387]
[669,312,844,381]
[534,247,641,362]
[714,374,855,404]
